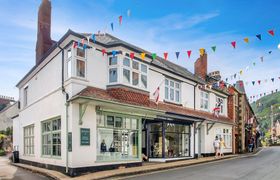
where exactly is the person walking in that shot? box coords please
[219,137,226,157]
[213,136,220,158]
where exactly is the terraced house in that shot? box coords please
[13,0,234,176]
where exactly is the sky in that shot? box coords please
[0,0,280,101]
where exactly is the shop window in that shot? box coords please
[96,114,140,161]
[42,117,61,157]
[24,125,34,155]
[215,128,232,148]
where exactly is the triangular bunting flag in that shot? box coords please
[234,74,237,78]
[240,70,243,75]
[91,34,96,43]
[244,38,249,43]
[258,80,261,85]
[111,23,114,31]
[211,46,216,52]
[130,52,135,59]
[271,78,275,82]
[253,62,256,66]
[152,53,157,60]
[231,41,236,48]
[252,81,255,85]
[164,52,168,60]
[112,50,117,57]
[199,48,205,56]
[72,42,77,48]
[256,34,261,40]
[141,53,146,60]
[225,78,228,82]
[187,50,192,58]
[102,49,106,56]
[268,30,274,36]
[119,16,123,25]
[269,51,272,54]
[260,56,264,62]
[175,52,180,59]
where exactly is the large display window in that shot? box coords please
[96,113,140,161]
[148,121,191,158]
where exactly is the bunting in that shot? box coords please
[102,49,107,56]
[268,29,274,36]
[199,48,205,56]
[141,53,146,60]
[231,41,236,48]
[111,23,114,31]
[256,34,262,40]
[175,52,180,59]
[211,46,216,52]
[119,16,123,25]
[244,37,249,43]
[152,53,157,60]
[187,50,192,58]
[164,52,168,60]
[130,52,135,59]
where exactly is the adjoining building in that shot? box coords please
[0,95,18,132]
[13,0,235,176]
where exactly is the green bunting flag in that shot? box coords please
[152,53,157,60]
[211,46,216,52]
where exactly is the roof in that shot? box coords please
[72,86,233,125]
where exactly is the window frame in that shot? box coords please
[23,86,28,107]
[216,96,225,114]
[108,54,148,90]
[164,78,181,104]
[200,91,209,111]
[66,48,73,79]
[74,47,87,79]
[215,128,232,148]
[41,117,62,158]
[23,124,34,156]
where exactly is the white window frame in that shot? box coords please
[216,96,224,114]
[74,47,87,79]
[66,48,72,79]
[108,54,148,90]
[200,91,209,111]
[23,86,28,107]
[24,124,34,156]
[215,128,232,148]
[164,78,181,104]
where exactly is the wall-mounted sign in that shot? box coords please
[80,128,90,146]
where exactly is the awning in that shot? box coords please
[156,112,205,123]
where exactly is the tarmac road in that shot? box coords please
[125,147,280,180]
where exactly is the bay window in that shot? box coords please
[108,55,148,89]
[165,78,181,103]
[200,91,209,110]
[66,46,87,79]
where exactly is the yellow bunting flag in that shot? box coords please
[199,48,205,56]
[244,38,249,43]
[140,53,146,60]
[240,70,243,75]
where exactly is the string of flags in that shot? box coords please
[249,88,279,102]
[245,76,280,86]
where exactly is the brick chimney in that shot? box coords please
[36,0,53,65]
[194,53,208,80]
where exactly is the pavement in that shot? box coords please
[5,148,266,180]
[124,147,280,180]
[0,156,49,180]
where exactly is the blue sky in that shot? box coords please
[0,0,280,100]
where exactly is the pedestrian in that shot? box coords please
[219,137,226,157]
[213,136,220,158]
[100,139,107,153]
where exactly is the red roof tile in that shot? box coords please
[75,86,233,124]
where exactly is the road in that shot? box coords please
[125,147,280,180]
[0,156,49,180]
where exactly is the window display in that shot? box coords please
[97,113,140,161]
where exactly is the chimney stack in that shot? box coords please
[194,53,208,80]
[36,0,53,65]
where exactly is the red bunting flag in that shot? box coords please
[268,30,274,36]
[72,42,77,48]
[119,16,123,25]
[102,49,107,56]
[163,52,168,60]
[130,52,135,59]
[258,80,261,85]
[231,41,236,48]
[187,50,192,58]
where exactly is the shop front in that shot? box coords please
[142,113,201,162]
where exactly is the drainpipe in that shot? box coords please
[193,83,198,158]
[58,45,69,174]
